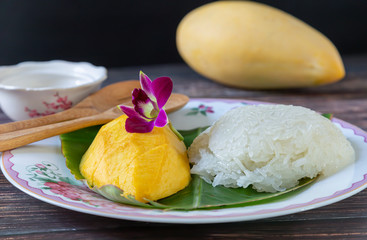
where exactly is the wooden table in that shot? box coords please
[1,55,367,239]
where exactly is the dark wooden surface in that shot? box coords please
[1,55,367,239]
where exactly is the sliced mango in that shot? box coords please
[80,115,190,202]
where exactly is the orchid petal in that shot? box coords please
[139,71,154,98]
[151,77,173,108]
[132,88,157,118]
[132,89,159,118]
[119,105,143,119]
[154,109,168,127]
[125,116,155,133]
[132,88,150,105]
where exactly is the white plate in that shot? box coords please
[2,98,367,224]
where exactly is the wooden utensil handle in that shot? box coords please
[0,113,115,152]
[0,108,85,134]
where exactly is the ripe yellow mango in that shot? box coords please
[176,1,345,89]
[79,115,190,203]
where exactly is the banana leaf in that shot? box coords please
[60,126,316,210]
[60,125,101,180]
[179,127,209,148]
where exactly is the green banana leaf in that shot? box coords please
[60,126,316,210]
[60,125,101,180]
[179,127,209,148]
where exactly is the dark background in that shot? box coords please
[0,0,366,68]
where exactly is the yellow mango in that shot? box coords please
[79,115,190,202]
[176,1,345,89]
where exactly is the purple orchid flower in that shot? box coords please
[119,71,173,133]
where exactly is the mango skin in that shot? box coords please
[79,115,190,203]
[176,1,345,89]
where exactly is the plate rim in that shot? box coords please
[2,97,367,224]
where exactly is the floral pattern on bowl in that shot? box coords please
[24,92,73,118]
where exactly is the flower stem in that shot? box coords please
[168,122,184,141]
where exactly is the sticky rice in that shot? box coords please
[188,104,355,192]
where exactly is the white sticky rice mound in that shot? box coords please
[188,104,355,192]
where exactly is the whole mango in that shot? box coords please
[176,1,345,89]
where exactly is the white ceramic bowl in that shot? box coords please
[0,60,107,121]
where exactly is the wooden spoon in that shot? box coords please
[0,80,141,134]
[0,93,189,152]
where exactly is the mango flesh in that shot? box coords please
[79,115,191,202]
[176,1,345,89]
